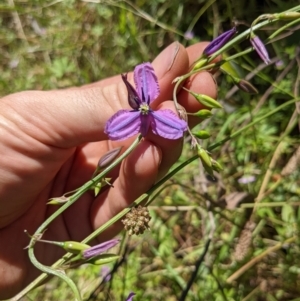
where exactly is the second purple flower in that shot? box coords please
[105,62,187,141]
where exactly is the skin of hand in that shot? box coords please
[0,41,218,299]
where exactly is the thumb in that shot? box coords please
[1,42,189,148]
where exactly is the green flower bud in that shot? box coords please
[192,130,211,139]
[193,109,213,119]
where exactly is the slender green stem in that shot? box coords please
[14,135,142,301]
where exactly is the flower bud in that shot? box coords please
[192,130,211,139]
[250,35,270,65]
[192,109,213,119]
[203,27,237,56]
[233,77,258,94]
[98,147,123,169]
[82,239,120,259]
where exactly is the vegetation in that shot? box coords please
[1,0,299,300]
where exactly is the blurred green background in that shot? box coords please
[1,0,300,300]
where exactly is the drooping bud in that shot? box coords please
[250,34,271,65]
[203,27,237,56]
[192,109,213,119]
[232,77,258,94]
[192,130,211,139]
[82,239,120,259]
[184,88,222,109]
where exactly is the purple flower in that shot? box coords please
[100,265,111,282]
[250,35,270,65]
[203,27,237,56]
[238,175,256,184]
[125,292,136,301]
[82,239,120,259]
[184,30,194,40]
[104,62,187,141]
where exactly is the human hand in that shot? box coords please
[0,41,217,299]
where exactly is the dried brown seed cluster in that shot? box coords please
[122,205,151,236]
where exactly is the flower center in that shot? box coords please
[139,103,150,115]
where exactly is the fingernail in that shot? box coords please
[153,42,180,78]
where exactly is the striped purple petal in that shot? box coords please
[250,35,270,64]
[134,63,160,104]
[151,110,187,139]
[82,239,120,259]
[203,27,237,56]
[105,110,141,141]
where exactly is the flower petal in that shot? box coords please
[151,110,187,139]
[105,110,141,141]
[134,62,160,104]
[140,114,151,137]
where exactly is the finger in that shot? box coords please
[0,42,190,148]
[90,139,163,238]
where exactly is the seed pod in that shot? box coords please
[197,147,214,176]
[193,109,213,119]
[63,241,90,254]
[87,254,120,265]
[193,58,209,70]
[192,130,211,139]
[187,89,222,109]
[274,12,300,20]
[211,159,224,172]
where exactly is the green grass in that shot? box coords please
[1,0,300,300]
